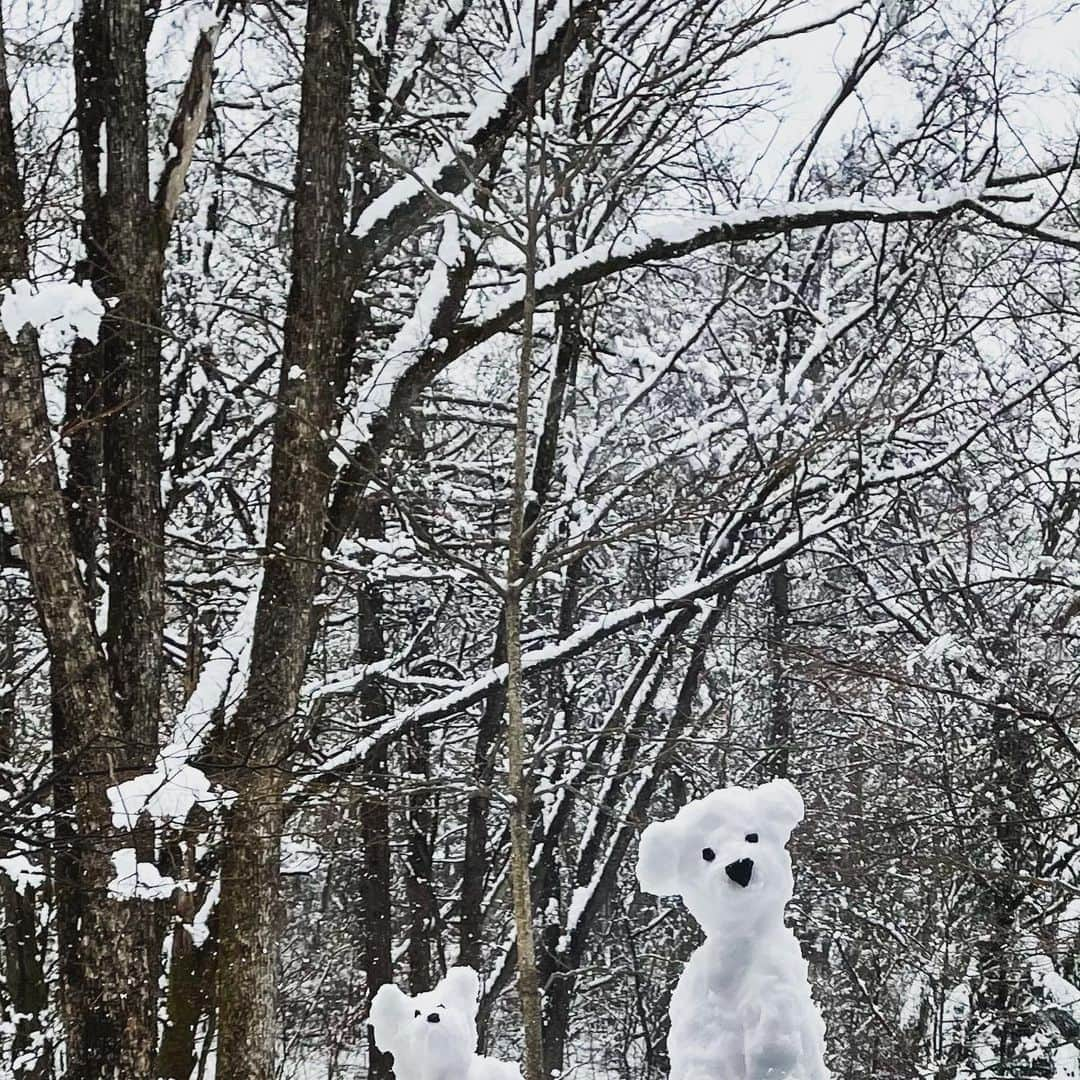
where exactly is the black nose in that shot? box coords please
[725,857,753,888]
[426,1012,440,1023]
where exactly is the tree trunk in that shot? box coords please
[362,747,394,1080]
[216,777,285,1080]
[355,514,393,1078]
[505,20,544,1071]
[155,910,218,1079]
[213,0,357,1074]
[96,0,166,756]
[459,624,507,971]
[763,564,792,780]
[405,726,436,994]
[0,619,48,1078]
[94,0,166,1065]
[0,11,163,1074]
[977,699,1038,1074]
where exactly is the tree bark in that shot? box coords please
[214,0,357,1075]
[505,15,544,1071]
[405,725,437,994]
[362,747,393,1080]
[155,907,218,1079]
[94,3,166,1064]
[96,0,165,761]
[762,564,792,780]
[216,776,285,1080]
[0,615,48,1078]
[0,11,165,1075]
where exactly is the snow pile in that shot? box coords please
[0,851,43,894]
[369,967,521,1080]
[108,760,219,832]
[637,779,829,1080]
[108,847,178,901]
[1,280,104,352]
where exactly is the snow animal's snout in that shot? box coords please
[724,857,753,888]
[426,1012,440,1023]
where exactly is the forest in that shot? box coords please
[1,0,1080,1077]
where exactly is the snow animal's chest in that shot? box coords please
[669,959,756,1075]
[667,938,825,1080]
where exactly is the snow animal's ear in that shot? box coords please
[369,982,411,1049]
[636,818,682,895]
[439,966,480,1016]
[756,779,804,835]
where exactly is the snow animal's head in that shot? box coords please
[369,967,481,1080]
[636,780,804,938]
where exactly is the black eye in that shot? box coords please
[702,847,716,861]
[414,1009,421,1017]
[745,833,758,843]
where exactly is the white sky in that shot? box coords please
[735,0,1080,196]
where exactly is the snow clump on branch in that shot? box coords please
[1,280,104,353]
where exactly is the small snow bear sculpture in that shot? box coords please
[637,779,828,1080]
[369,966,522,1080]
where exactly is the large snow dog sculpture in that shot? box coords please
[369,966,522,1080]
[637,779,829,1080]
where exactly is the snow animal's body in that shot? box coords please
[369,966,522,1080]
[637,779,829,1080]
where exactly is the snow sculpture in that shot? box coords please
[369,966,522,1080]
[637,779,828,1080]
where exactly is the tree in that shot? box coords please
[1,1,1079,1078]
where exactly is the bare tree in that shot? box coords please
[1,3,1080,1079]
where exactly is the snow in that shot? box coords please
[898,968,929,1031]
[1,280,104,353]
[369,967,522,1080]
[0,851,43,894]
[461,0,569,141]
[352,0,574,244]
[108,761,217,832]
[301,341,1057,785]
[188,877,219,948]
[281,836,322,876]
[637,780,828,1080]
[385,1,465,105]
[294,501,854,790]
[909,632,972,671]
[108,847,178,901]
[941,966,972,1047]
[335,214,467,464]
[1028,939,1080,1032]
[462,187,1016,337]
[97,122,107,194]
[351,155,454,243]
[107,577,258,836]
[170,574,260,753]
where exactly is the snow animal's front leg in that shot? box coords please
[668,960,749,1080]
[743,989,806,1080]
[669,1008,740,1080]
[669,1035,743,1080]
